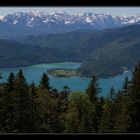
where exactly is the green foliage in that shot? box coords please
[0,87,18,132]
[14,70,32,132]
[114,94,132,132]
[99,99,115,132]
[38,88,66,132]
[99,87,116,132]
[64,91,96,133]
[122,76,129,93]
[86,76,102,132]
[28,82,41,132]
[126,62,140,132]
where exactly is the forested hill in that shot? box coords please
[1,25,140,77]
[78,25,140,77]
[0,39,81,68]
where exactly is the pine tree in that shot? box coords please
[0,91,18,132]
[6,72,15,92]
[86,75,101,103]
[108,86,116,101]
[122,76,129,94]
[114,93,132,132]
[14,69,32,132]
[31,81,37,96]
[38,85,67,133]
[86,75,102,132]
[113,76,132,132]
[99,88,116,132]
[0,72,18,132]
[130,63,140,95]
[40,72,50,91]
[95,96,105,132]
[37,87,64,133]
[29,81,41,132]
[99,100,115,132]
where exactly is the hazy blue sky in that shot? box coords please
[0,7,140,16]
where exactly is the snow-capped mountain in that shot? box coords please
[0,11,140,38]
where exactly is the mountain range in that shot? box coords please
[1,11,140,38]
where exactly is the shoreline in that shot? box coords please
[0,62,131,80]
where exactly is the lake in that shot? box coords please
[0,62,132,97]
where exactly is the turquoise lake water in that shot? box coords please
[0,62,132,97]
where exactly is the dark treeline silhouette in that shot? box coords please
[0,62,140,133]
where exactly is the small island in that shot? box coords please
[47,68,80,78]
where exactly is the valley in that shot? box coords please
[0,24,140,78]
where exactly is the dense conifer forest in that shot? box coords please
[0,62,140,133]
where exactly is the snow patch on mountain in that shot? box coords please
[13,20,17,24]
[0,16,4,20]
[85,17,92,23]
